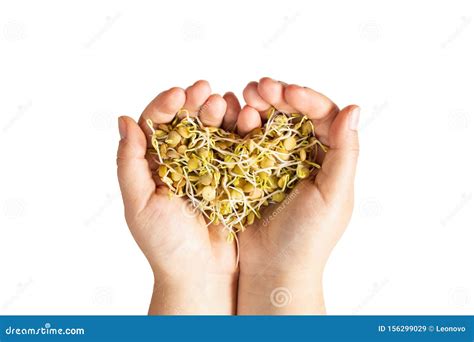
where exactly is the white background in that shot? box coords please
[1,0,473,314]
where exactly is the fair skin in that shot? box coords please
[117,77,359,315]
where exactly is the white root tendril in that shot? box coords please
[146,108,326,239]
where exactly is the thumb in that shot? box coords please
[315,105,360,202]
[117,116,155,217]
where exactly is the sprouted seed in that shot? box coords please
[146,107,327,235]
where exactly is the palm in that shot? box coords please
[118,82,241,280]
[237,78,358,275]
[130,185,237,277]
[239,178,353,273]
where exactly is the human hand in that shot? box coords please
[116,81,241,314]
[236,78,360,314]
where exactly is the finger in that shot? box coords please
[236,105,262,136]
[257,77,296,114]
[284,84,339,145]
[222,92,241,130]
[199,94,227,127]
[182,80,211,117]
[209,224,231,243]
[145,153,166,188]
[117,116,156,217]
[315,106,360,203]
[243,81,271,116]
[138,87,186,145]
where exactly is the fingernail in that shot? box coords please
[118,117,127,139]
[349,107,360,131]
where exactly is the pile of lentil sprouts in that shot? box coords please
[147,108,326,238]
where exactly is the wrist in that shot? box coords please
[150,269,238,315]
[238,268,325,315]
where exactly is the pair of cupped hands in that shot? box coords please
[117,77,360,315]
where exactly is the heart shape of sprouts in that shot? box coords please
[147,108,326,238]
